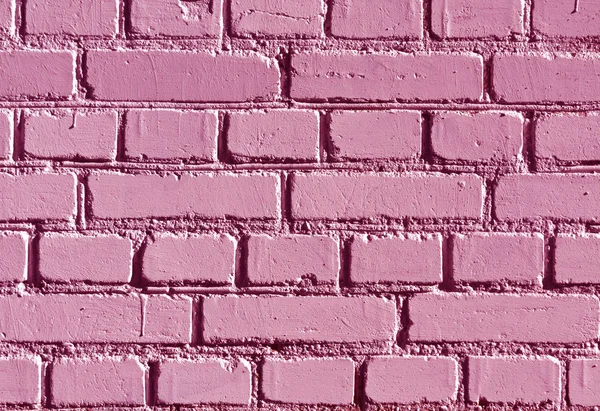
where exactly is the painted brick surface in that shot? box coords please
[0,357,41,405]
[0,110,12,159]
[536,113,600,161]
[0,232,27,283]
[569,359,600,406]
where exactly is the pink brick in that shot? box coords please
[452,233,544,284]
[468,356,561,404]
[431,0,524,38]
[431,111,523,162]
[291,173,483,220]
[157,359,251,405]
[533,0,600,37]
[291,52,483,101]
[88,173,279,220]
[261,358,354,405]
[39,233,132,284]
[410,293,599,343]
[0,0,14,35]
[555,235,600,284]
[227,110,319,162]
[0,357,41,405]
[143,234,235,285]
[51,358,145,407]
[203,296,396,344]
[350,234,442,284]
[0,51,75,99]
[24,110,117,160]
[366,356,458,403]
[494,54,600,103]
[330,0,422,39]
[0,173,76,221]
[0,232,27,283]
[329,111,421,160]
[86,50,279,102]
[247,235,339,285]
[0,110,12,159]
[569,359,600,406]
[26,0,118,36]
[125,110,217,161]
[536,113,600,161]
[495,174,600,221]
[130,0,222,38]
[231,0,323,37]
[0,294,191,343]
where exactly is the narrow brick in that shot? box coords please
[0,232,27,283]
[555,234,600,284]
[26,0,118,36]
[569,359,600,406]
[0,110,12,159]
[536,113,600,161]
[0,357,41,405]
[0,1,14,35]
[533,0,600,37]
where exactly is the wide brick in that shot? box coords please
[0,294,191,343]
[410,293,599,343]
[536,113,600,161]
[39,233,132,284]
[0,1,14,35]
[86,50,279,102]
[0,173,76,221]
[330,0,422,39]
[0,232,27,283]
[431,0,524,38]
[291,52,483,102]
[231,0,323,37]
[494,54,600,103]
[329,111,421,160]
[569,359,600,406]
[0,357,41,405]
[157,359,251,405]
[533,0,600,37]
[227,110,319,162]
[350,234,442,284]
[452,233,544,284]
[26,0,118,36]
[366,356,458,404]
[291,173,483,220]
[125,110,218,161]
[143,234,235,285]
[0,51,75,99]
[24,110,117,160]
[130,0,223,37]
[495,174,600,221]
[0,110,11,159]
[431,112,523,162]
[88,173,279,220]
[203,296,396,344]
[261,358,354,405]
[468,356,561,404]
[247,235,339,285]
[51,358,145,407]
[555,235,600,284]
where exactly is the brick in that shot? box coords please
[495,174,600,221]
[366,356,458,403]
[51,358,145,407]
[125,110,218,161]
[24,110,117,160]
[452,233,544,284]
[0,173,76,221]
[494,54,600,103]
[350,234,442,284]
[431,0,524,38]
[86,50,279,102]
[0,357,41,405]
[291,173,483,220]
[0,51,75,99]
[410,293,599,343]
[0,110,11,159]
[130,0,222,37]
[0,232,27,283]
[431,112,523,162]
[533,0,600,37]
[329,111,421,160]
[247,235,339,285]
[227,110,319,162]
[0,294,191,343]
[330,0,422,39]
[231,0,323,37]
[569,359,600,406]
[39,233,132,284]
[261,358,354,405]
[157,359,251,405]
[555,234,600,284]
[0,1,14,35]
[143,234,235,285]
[203,296,396,344]
[291,52,483,102]
[26,0,118,36]
[536,113,600,161]
[468,356,561,404]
